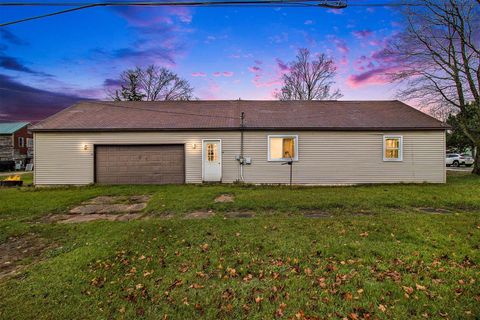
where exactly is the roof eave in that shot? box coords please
[31,126,449,132]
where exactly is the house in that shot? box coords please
[0,122,33,171]
[31,100,448,185]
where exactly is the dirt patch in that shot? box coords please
[0,234,54,280]
[184,211,215,219]
[58,213,142,224]
[224,212,254,218]
[214,194,235,203]
[84,195,150,205]
[69,195,150,214]
[416,207,452,215]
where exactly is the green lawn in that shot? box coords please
[0,173,479,319]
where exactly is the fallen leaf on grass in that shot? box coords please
[243,274,253,282]
[227,267,237,277]
[255,296,263,303]
[402,286,414,294]
[189,283,204,289]
[378,304,387,313]
[359,232,369,237]
[275,303,287,318]
[416,283,427,291]
[343,292,353,301]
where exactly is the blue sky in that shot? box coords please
[0,1,405,121]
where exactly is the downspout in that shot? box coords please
[240,111,245,182]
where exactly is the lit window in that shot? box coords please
[268,135,298,161]
[206,143,218,162]
[383,135,403,161]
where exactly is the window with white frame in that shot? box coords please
[268,135,298,161]
[383,135,403,161]
[27,138,33,148]
[18,137,25,147]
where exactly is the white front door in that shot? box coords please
[203,140,222,182]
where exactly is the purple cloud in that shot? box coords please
[248,66,261,73]
[352,30,373,39]
[103,78,123,87]
[346,65,399,88]
[191,72,207,77]
[335,40,349,54]
[0,29,28,46]
[0,74,84,122]
[276,58,289,72]
[0,54,52,77]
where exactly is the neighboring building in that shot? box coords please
[31,100,448,185]
[0,122,33,170]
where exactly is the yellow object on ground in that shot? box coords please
[5,175,21,181]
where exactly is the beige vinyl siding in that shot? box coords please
[34,130,445,185]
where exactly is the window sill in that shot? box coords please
[268,159,299,162]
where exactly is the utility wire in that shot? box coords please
[0,0,334,26]
[3,0,473,27]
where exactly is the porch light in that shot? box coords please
[192,143,197,149]
[83,144,88,151]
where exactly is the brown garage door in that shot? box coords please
[95,145,185,185]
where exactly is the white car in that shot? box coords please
[446,153,474,167]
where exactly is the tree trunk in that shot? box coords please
[473,144,480,175]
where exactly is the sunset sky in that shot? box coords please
[1,0,406,121]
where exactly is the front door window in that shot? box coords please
[206,143,218,162]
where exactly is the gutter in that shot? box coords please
[30,126,450,132]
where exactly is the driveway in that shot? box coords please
[446,166,473,173]
[0,171,31,177]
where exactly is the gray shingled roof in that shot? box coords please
[31,100,447,131]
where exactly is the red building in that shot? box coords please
[0,122,33,170]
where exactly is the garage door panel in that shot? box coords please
[95,145,185,185]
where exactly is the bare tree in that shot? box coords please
[388,0,480,174]
[276,48,342,101]
[112,65,194,101]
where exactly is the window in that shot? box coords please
[268,135,298,161]
[18,137,25,147]
[383,135,403,161]
[206,143,218,162]
[27,138,33,148]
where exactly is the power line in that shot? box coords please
[3,0,475,27]
[0,0,338,26]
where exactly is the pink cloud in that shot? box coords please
[276,58,289,72]
[335,39,349,54]
[212,71,234,77]
[352,30,373,39]
[248,58,289,88]
[191,72,206,77]
[339,56,348,66]
[346,66,399,88]
[248,66,261,73]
